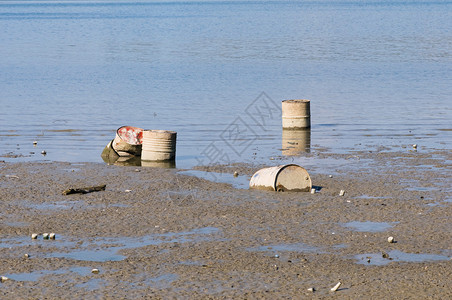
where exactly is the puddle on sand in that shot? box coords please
[0,227,220,262]
[353,194,388,200]
[144,273,178,288]
[48,227,220,262]
[342,221,398,233]
[76,278,106,291]
[3,267,91,282]
[178,170,250,189]
[355,250,450,266]
[248,242,321,254]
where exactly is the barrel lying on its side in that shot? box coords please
[249,164,312,192]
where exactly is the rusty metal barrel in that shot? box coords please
[112,126,143,156]
[249,164,312,192]
[281,128,311,155]
[141,130,177,161]
[282,99,311,129]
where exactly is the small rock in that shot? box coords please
[412,144,417,149]
[233,171,239,177]
[382,251,390,259]
[31,233,38,239]
[307,287,315,292]
[43,233,49,240]
[91,268,99,274]
[0,276,8,283]
[125,189,132,193]
[310,188,316,194]
[329,175,333,178]
[134,169,140,172]
[41,150,47,155]
[274,254,279,258]
[33,141,38,146]
[331,282,341,292]
[387,236,395,243]
[24,253,30,258]
[339,190,345,196]
[49,233,56,240]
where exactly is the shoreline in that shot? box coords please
[0,149,451,298]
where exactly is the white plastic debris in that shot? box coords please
[331,282,342,292]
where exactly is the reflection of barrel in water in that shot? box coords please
[282,128,311,155]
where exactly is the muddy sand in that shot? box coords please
[0,149,451,299]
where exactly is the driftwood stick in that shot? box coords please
[62,184,106,195]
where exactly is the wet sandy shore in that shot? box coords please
[0,149,451,299]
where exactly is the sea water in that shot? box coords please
[0,0,450,168]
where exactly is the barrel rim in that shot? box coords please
[143,129,177,134]
[116,125,144,145]
[282,99,310,103]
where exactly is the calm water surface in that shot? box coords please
[1,0,450,168]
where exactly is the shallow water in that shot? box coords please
[342,221,398,233]
[0,227,221,262]
[355,250,450,266]
[0,0,451,169]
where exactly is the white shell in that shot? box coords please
[0,276,8,282]
[387,236,395,243]
[91,268,99,274]
[31,233,38,239]
[339,190,345,196]
[49,233,56,240]
[43,233,49,240]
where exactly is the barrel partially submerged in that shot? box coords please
[282,99,311,129]
[112,126,143,156]
[141,130,177,161]
[249,164,312,192]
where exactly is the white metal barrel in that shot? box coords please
[282,99,311,129]
[112,126,143,156]
[281,128,311,156]
[249,164,312,192]
[141,130,177,161]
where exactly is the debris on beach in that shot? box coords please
[387,236,395,243]
[330,282,341,292]
[249,164,312,192]
[62,184,106,195]
[339,190,346,196]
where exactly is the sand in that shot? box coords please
[0,149,451,299]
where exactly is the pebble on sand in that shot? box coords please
[49,233,56,240]
[339,190,345,196]
[31,233,38,239]
[91,269,100,274]
[387,236,395,243]
[0,276,8,283]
